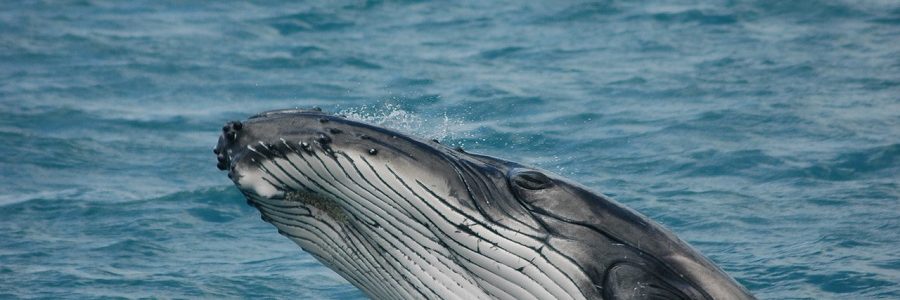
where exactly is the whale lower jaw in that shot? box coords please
[232,142,594,300]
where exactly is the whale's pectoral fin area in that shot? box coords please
[604,263,690,300]
[506,168,714,299]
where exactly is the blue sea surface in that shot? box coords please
[1,1,898,299]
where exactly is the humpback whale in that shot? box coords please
[214,108,756,300]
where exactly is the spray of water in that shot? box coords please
[338,104,472,145]
[336,104,574,176]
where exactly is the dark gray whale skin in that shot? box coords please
[214,108,756,300]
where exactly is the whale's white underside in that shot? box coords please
[233,140,593,300]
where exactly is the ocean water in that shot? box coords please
[1,0,898,299]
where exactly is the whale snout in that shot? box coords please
[214,120,242,171]
[213,108,330,173]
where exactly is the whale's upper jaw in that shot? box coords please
[214,108,326,172]
[213,108,756,300]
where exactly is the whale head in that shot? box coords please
[214,108,756,300]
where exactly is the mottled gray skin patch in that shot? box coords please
[285,190,347,223]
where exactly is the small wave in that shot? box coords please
[791,143,899,181]
[0,189,81,207]
[750,1,870,21]
[93,239,169,258]
[534,2,622,24]
[477,46,525,60]
[649,9,738,25]
[259,11,354,35]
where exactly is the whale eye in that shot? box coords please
[512,170,553,190]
